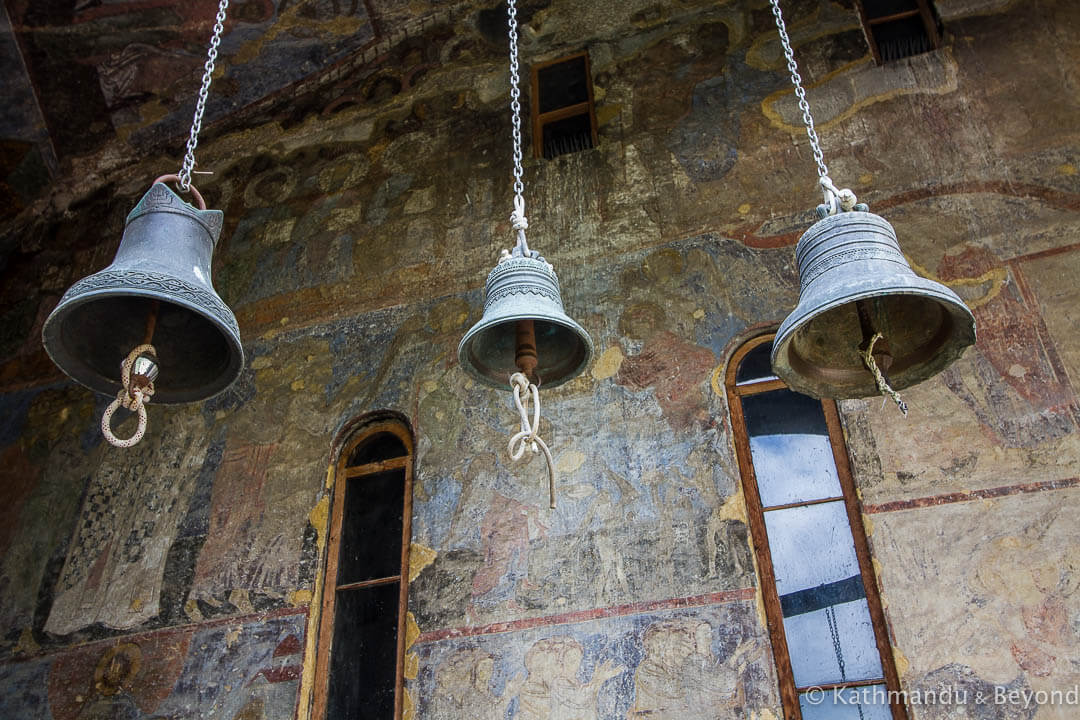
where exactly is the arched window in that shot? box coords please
[726,335,907,720]
[313,419,414,719]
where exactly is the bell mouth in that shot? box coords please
[42,289,244,404]
[772,285,975,399]
[458,315,592,390]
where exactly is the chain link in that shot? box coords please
[769,0,829,180]
[179,0,230,191]
[507,0,525,205]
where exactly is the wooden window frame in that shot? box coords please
[726,334,907,720]
[854,0,940,64]
[312,420,414,719]
[530,50,599,159]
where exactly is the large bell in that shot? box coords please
[771,210,975,399]
[459,255,593,389]
[42,182,243,404]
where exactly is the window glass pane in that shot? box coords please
[784,597,884,686]
[763,501,859,596]
[338,468,405,584]
[742,389,842,506]
[328,582,400,719]
[799,684,894,720]
[347,432,407,467]
[735,341,778,384]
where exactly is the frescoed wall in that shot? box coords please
[1,0,1078,718]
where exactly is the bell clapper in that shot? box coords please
[856,299,908,416]
[515,318,539,383]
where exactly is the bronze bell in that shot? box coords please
[458,254,593,389]
[771,210,976,399]
[42,181,244,404]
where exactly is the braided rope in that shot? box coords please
[860,333,908,415]
[101,344,157,447]
[509,372,557,508]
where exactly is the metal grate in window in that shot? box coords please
[531,51,598,159]
[856,0,941,64]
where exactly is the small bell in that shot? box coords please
[42,181,243,404]
[771,210,975,399]
[458,254,593,389]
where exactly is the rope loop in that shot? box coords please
[102,388,149,448]
[508,372,557,508]
[101,344,157,448]
[860,332,908,416]
[511,195,529,231]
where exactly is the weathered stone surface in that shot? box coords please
[0,612,305,719]
[0,0,1077,717]
[411,599,777,719]
[870,490,1080,708]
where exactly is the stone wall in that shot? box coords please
[0,0,1078,718]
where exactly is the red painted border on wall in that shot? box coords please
[416,587,757,645]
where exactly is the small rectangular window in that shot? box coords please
[530,51,598,159]
[855,0,941,64]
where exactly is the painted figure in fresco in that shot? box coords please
[627,619,743,719]
[516,636,624,720]
[469,493,547,619]
[973,522,1080,679]
[432,646,520,719]
[936,245,1078,447]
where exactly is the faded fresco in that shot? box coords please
[412,601,775,719]
[0,0,1078,718]
[869,490,1080,720]
[0,612,305,719]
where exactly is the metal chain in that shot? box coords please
[825,605,865,720]
[825,606,846,681]
[178,0,230,191]
[504,0,534,257]
[769,0,829,180]
[507,0,524,209]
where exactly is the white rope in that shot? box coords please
[510,195,529,231]
[101,344,157,448]
[508,372,557,508]
[819,176,858,216]
[860,333,908,415]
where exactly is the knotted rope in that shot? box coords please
[508,372,556,508]
[101,344,157,448]
[860,333,908,416]
[819,175,858,216]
